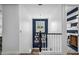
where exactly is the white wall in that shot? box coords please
[2,5,19,54]
[19,4,63,53]
[0,5,2,36]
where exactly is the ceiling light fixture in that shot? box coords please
[38,4,43,6]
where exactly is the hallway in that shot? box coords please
[0,4,79,55]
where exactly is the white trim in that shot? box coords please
[2,51,19,55]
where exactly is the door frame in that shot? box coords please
[32,19,48,48]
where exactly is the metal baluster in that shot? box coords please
[58,35,60,52]
[60,35,61,52]
[54,34,55,52]
[57,34,58,52]
[52,34,53,52]
[56,35,57,52]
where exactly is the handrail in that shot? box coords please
[39,33,62,35]
[47,33,62,35]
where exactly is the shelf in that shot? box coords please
[67,14,78,21]
[67,33,78,36]
[67,30,78,33]
[67,11,78,18]
[67,7,78,16]
[67,26,78,30]
[71,22,78,27]
[67,19,78,24]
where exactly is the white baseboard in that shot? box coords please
[2,51,19,55]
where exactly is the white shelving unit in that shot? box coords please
[67,7,79,52]
[0,5,2,54]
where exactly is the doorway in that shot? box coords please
[32,19,48,49]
